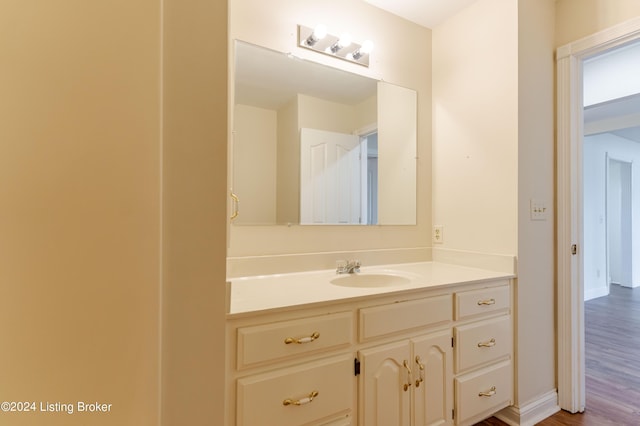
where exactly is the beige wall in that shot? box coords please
[161,1,228,426]
[517,0,557,407]
[355,95,378,131]
[556,0,640,46]
[229,0,432,259]
[1,1,228,424]
[0,1,161,425]
[433,0,519,254]
[434,0,558,414]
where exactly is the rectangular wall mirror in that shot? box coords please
[231,40,417,226]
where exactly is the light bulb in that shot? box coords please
[338,33,352,48]
[352,40,374,60]
[360,40,374,54]
[330,33,352,54]
[313,24,327,40]
[305,24,327,46]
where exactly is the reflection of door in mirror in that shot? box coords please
[363,131,379,225]
[300,128,376,224]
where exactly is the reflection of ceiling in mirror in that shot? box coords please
[234,41,377,110]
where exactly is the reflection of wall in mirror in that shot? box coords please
[233,104,277,224]
[378,82,417,225]
[276,98,298,224]
[234,92,376,225]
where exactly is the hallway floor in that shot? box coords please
[476,284,640,425]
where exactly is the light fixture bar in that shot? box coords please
[297,25,372,67]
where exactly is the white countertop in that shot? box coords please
[228,261,514,316]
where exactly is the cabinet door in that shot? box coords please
[359,341,412,426]
[412,331,454,426]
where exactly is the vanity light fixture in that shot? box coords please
[297,24,373,67]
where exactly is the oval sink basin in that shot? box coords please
[330,273,411,288]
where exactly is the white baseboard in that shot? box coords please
[584,286,608,301]
[495,390,560,426]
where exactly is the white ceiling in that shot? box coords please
[583,40,640,143]
[363,0,478,28]
[584,94,640,143]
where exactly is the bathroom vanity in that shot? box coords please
[225,262,514,426]
[227,20,516,426]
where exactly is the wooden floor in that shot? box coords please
[475,284,640,425]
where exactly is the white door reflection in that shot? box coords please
[300,128,378,224]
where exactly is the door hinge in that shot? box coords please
[571,244,577,255]
[451,337,455,348]
[354,358,361,376]
[452,409,455,420]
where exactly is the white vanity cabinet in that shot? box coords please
[229,311,356,426]
[226,277,513,426]
[357,295,454,426]
[453,283,513,426]
[359,330,453,426]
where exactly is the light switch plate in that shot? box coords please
[530,199,549,221]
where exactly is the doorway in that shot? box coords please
[607,157,633,288]
[557,17,640,413]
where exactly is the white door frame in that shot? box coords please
[556,16,640,413]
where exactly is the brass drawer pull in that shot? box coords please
[403,360,412,391]
[477,338,496,348]
[284,332,320,345]
[283,390,319,406]
[477,298,496,306]
[230,191,239,221]
[415,355,425,387]
[479,386,497,397]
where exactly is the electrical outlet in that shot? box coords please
[433,225,444,243]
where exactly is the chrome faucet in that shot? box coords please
[336,259,361,274]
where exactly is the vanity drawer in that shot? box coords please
[359,294,452,341]
[455,284,510,320]
[454,360,513,426]
[237,355,353,426]
[237,312,352,369]
[455,315,511,373]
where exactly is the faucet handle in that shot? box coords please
[336,260,348,273]
[336,259,361,273]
